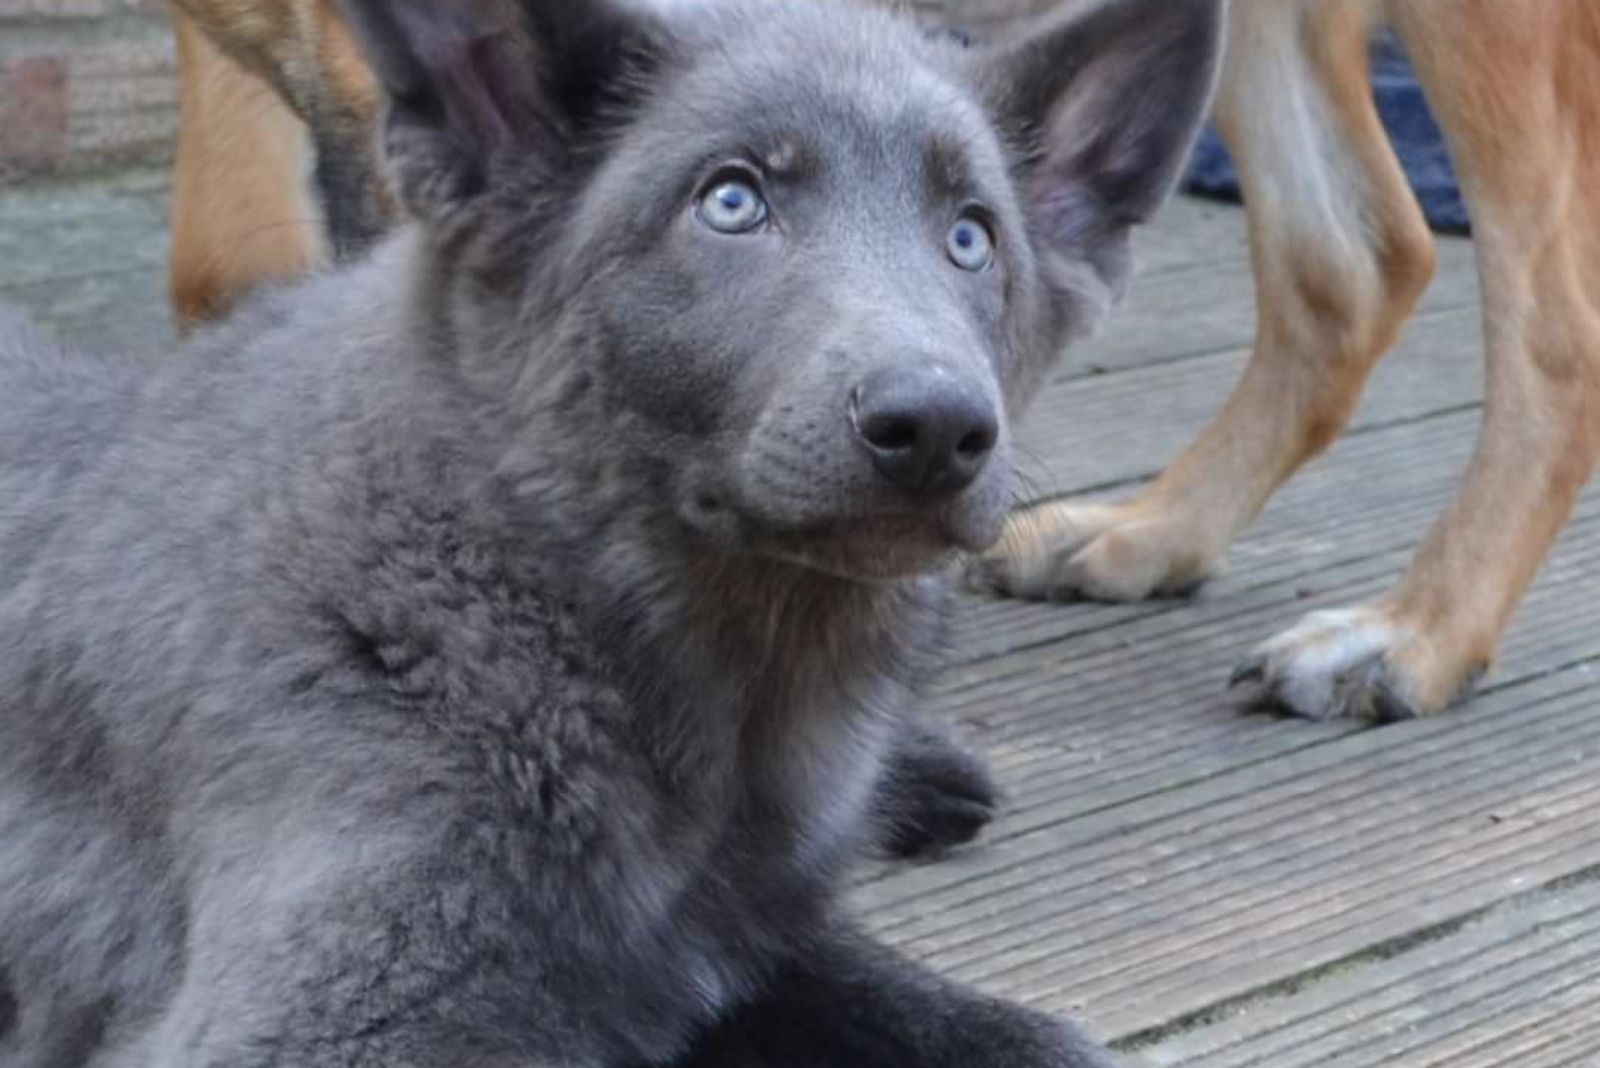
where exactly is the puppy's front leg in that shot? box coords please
[869,713,998,860]
[672,926,1117,1068]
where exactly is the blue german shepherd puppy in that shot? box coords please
[0,0,1220,1063]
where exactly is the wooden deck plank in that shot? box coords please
[1118,195,1254,280]
[1064,227,1476,382]
[0,171,173,351]
[1021,296,1482,500]
[1,270,176,353]
[0,170,170,293]
[863,658,1600,1043]
[1141,882,1600,1067]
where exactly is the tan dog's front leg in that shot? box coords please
[1234,0,1600,719]
[168,9,326,329]
[978,0,1435,602]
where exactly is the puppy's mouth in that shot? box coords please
[678,492,1001,582]
[762,515,964,581]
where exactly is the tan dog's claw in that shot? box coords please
[1227,653,1268,690]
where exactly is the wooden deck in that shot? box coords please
[6,172,1600,1065]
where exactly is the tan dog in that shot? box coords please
[168,0,1600,722]
[166,0,389,326]
[982,0,1600,721]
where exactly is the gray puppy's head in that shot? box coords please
[339,0,1222,581]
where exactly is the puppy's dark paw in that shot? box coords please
[872,721,999,860]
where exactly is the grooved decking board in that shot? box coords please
[1060,229,1477,383]
[1140,881,1600,1067]
[0,170,173,351]
[862,660,1600,1044]
[1021,280,1483,506]
[1112,195,1255,280]
[0,171,170,293]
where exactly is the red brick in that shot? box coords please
[0,54,70,169]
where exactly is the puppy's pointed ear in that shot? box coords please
[335,0,665,221]
[981,0,1224,312]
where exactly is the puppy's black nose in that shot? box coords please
[851,366,998,495]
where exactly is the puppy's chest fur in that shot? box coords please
[295,487,918,1032]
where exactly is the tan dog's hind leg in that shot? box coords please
[1237,0,1600,719]
[168,9,324,329]
[979,0,1435,601]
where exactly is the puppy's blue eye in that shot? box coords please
[697,178,767,233]
[947,216,994,271]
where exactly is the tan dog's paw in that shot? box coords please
[970,500,1220,602]
[1230,606,1487,721]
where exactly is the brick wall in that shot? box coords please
[0,0,1059,185]
[0,0,177,183]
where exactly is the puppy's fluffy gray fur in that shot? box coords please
[0,0,1221,1063]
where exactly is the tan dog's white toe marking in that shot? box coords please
[1231,602,1490,722]
[1231,607,1413,721]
